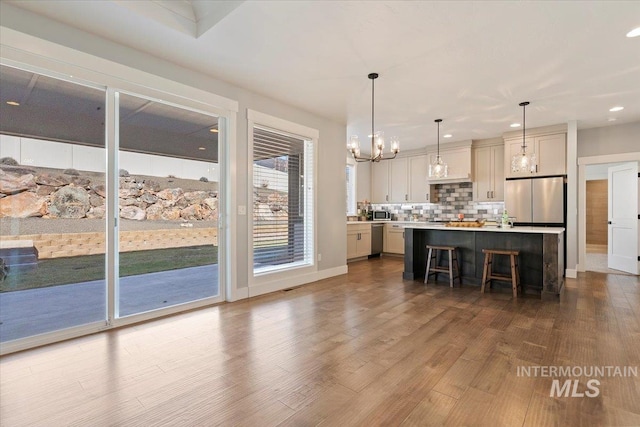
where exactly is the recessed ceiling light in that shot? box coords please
[443,134,452,138]
[198,147,206,150]
[6,101,20,106]
[608,118,617,122]
[609,106,624,112]
[209,128,219,133]
[626,27,640,38]
[510,123,521,128]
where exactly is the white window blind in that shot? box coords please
[253,126,314,273]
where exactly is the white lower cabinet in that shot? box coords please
[347,223,372,259]
[384,223,405,254]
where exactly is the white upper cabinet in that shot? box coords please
[408,155,433,203]
[473,143,504,201]
[389,157,409,202]
[371,161,390,203]
[370,153,435,203]
[504,128,566,178]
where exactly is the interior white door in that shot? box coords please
[608,162,639,274]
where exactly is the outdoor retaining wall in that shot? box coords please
[1,228,218,259]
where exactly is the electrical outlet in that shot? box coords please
[238,205,246,215]
[318,253,322,262]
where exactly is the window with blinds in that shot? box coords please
[253,126,314,273]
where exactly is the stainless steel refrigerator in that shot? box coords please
[504,176,566,226]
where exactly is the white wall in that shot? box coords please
[356,160,371,203]
[0,134,220,181]
[578,122,640,157]
[1,5,347,299]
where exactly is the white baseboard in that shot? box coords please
[566,269,578,279]
[247,265,348,298]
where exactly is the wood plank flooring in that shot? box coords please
[1,257,639,426]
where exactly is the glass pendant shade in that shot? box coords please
[429,155,448,178]
[510,101,537,173]
[511,150,537,173]
[428,118,448,178]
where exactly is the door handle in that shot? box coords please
[608,221,612,225]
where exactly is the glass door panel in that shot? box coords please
[116,93,220,317]
[0,65,106,342]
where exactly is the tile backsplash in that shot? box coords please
[361,182,505,222]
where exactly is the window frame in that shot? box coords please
[247,109,318,291]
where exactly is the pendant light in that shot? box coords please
[511,101,537,173]
[348,73,400,162]
[429,119,448,178]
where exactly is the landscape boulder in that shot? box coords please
[35,173,70,187]
[120,206,146,221]
[0,191,46,218]
[48,186,90,218]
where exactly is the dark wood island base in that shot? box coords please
[402,225,565,299]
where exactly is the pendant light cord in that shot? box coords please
[371,76,375,155]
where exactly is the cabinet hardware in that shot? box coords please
[426,193,429,201]
[491,191,494,198]
[386,195,388,201]
[487,191,490,198]
[405,194,408,201]
[402,232,404,238]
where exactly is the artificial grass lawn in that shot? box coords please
[1,245,218,292]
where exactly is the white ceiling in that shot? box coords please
[4,0,640,152]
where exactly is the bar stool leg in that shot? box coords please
[481,252,489,293]
[448,249,454,288]
[454,251,461,286]
[424,247,433,284]
[510,254,518,298]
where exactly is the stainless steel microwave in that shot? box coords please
[370,210,391,221]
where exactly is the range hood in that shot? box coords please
[426,141,472,184]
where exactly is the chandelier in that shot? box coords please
[348,73,399,162]
[428,119,448,178]
[511,101,537,173]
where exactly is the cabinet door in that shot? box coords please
[371,161,389,203]
[386,230,404,254]
[346,231,358,259]
[474,146,492,201]
[491,145,505,200]
[408,155,429,202]
[505,138,535,178]
[535,133,566,175]
[389,158,408,203]
[357,230,372,257]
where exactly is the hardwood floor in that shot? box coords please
[1,257,639,426]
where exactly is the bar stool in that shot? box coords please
[481,249,520,298]
[424,245,461,287]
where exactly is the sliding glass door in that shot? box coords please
[116,93,221,318]
[0,65,107,341]
[0,63,226,350]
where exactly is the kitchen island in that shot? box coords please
[403,224,565,300]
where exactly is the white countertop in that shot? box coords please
[403,224,565,234]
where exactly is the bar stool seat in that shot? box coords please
[425,245,461,287]
[481,249,520,298]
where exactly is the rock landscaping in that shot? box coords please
[0,163,219,221]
